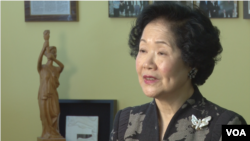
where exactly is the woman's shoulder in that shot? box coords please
[202,99,247,141]
[188,88,246,125]
[118,101,154,115]
[113,102,154,126]
[204,98,246,125]
[110,102,153,141]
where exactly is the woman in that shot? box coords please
[110,3,246,141]
[134,0,141,16]
[37,30,64,139]
[113,1,120,17]
[207,1,220,18]
[221,1,235,18]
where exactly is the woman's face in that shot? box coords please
[136,19,192,98]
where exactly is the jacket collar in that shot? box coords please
[140,85,204,141]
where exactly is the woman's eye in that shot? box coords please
[158,52,166,55]
[139,49,146,53]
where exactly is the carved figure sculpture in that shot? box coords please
[37,30,65,140]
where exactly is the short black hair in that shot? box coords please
[128,2,223,86]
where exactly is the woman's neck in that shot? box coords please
[156,83,194,140]
[155,84,194,119]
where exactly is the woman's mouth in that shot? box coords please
[143,75,158,84]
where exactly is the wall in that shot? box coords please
[1,1,250,141]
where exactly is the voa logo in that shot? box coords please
[226,129,246,136]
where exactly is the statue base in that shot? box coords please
[37,137,66,141]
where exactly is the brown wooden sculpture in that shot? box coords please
[37,30,65,141]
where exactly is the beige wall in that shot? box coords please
[1,1,250,141]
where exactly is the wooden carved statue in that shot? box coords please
[37,30,65,141]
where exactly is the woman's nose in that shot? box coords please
[143,54,156,70]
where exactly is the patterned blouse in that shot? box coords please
[110,86,247,141]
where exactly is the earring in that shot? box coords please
[188,68,198,79]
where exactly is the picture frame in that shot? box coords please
[24,1,78,21]
[196,1,238,18]
[243,1,250,19]
[153,1,194,9]
[109,1,149,17]
[59,100,117,141]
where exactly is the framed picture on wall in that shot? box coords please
[66,116,99,141]
[24,1,78,21]
[243,1,250,19]
[153,1,194,9]
[196,1,238,18]
[109,1,149,17]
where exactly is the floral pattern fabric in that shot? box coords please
[110,87,247,141]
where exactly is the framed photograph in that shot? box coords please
[109,1,149,17]
[243,1,250,19]
[24,1,78,21]
[59,100,116,141]
[153,1,194,9]
[66,116,98,141]
[196,1,238,18]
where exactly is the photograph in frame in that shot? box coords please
[24,1,78,21]
[153,1,194,9]
[66,116,99,141]
[59,100,116,141]
[196,1,238,18]
[109,1,149,17]
[243,1,250,19]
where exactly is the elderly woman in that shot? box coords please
[110,2,246,141]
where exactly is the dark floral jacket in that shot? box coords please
[110,87,247,141]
